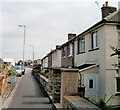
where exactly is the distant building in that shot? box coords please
[3,58,15,66]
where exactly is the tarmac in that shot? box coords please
[0,68,53,109]
[0,76,23,109]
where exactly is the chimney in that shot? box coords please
[101,1,117,19]
[56,45,61,49]
[68,33,76,40]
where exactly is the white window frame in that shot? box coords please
[78,37,85,53]
[68,44,72,56]
[91,31,98,49]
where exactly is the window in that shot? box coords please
[62,47,65,57]
[67,44,72,56]
[89,79,93,89]
[78,37,85,53]
[116,78,120,92]
[91,31,98,49]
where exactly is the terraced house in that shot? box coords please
[61,33,76,68]
[74,3,120,105]
[41,2,120,106]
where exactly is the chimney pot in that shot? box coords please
[105,1,108,6]
[101,3,117,19]
[56,45,61,49]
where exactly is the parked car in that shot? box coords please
[13,66,23,77]
[21,66,25,75]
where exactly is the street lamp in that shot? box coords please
[30,45,34,66]
[19,25,26,68]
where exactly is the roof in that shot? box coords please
[61,10,120,48]
[61,37,76,48]
[79,64,99,72]
[104,9,120,22]
[41,9,120,60]
[3,58,14,62]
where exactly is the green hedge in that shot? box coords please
[40,71,48,78]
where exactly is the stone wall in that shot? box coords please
[51,68,61,103]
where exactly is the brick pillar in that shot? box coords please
[60,68,79,107]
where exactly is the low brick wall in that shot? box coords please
[35,68,100,110]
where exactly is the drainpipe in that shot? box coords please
[118,7,120,72]
[72,41,74,68]
[118,31,120,74]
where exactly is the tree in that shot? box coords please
[17,60,23,65]
[0,58,3,62]
[110,45,120,56]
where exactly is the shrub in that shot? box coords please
[7,69,17,76]
[45,73,48,78]
[0,64,6,73]
[88,94,113,110]
[40,71,46,76]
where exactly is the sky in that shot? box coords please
[0,0,119,62]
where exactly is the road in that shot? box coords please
[7,68,53,109]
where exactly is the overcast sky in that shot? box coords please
[0,0,119,62]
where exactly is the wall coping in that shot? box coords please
[60,68,79,72]
[64,96,101,110]
[39,74,49,82]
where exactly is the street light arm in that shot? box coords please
[19,25,26,27]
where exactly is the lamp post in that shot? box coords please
[19,25,26,68]
[30,45,34,66]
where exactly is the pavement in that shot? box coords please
[1,68,53,109]
[0,75,23,109]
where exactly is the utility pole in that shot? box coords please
[30,45,34,66]
[19,25,26,68]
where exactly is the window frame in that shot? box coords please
[91,31,98,50]
[89,79,93,89]
[67,43,73,56]
[77,37,85,54]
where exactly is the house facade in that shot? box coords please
[61,33,76,68]
[48,52,52,68]
[40,2,120,106]
[52,45,61,68]
[74,4,120,105]
[41,55,48,70]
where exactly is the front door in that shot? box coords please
[84,73,98,100]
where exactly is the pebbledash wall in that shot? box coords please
[74,22,120,105]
